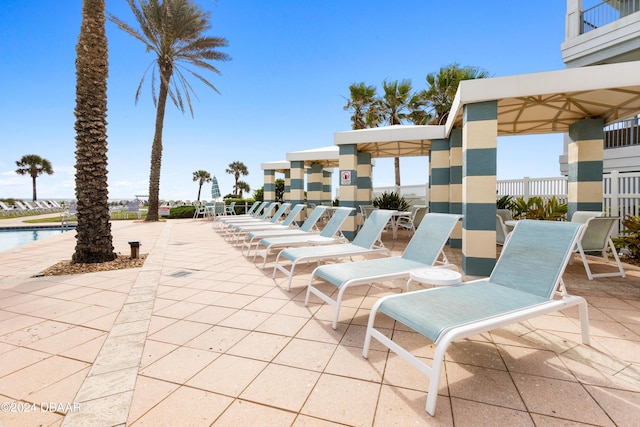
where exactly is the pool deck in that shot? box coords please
[0,214,639,426]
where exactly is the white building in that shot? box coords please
[560,0,640,174]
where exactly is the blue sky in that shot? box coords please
[0,0,568,201]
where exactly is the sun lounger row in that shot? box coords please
[214,203,592,416]
[0,200,66,216]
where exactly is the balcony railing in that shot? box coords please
[582,0,640,34]
[605,117,640,148]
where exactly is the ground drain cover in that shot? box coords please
[168,270,193,278]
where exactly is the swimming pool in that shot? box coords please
[0,226,74,252]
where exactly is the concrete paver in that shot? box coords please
[0,214,639,426]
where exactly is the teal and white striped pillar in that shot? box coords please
[462,101,497,276]
[323,169,333,205]
[283,170,291,202]
[567,119,604,219]
[449,128,463,248]
[356,151,372,223]
[263,169,275,203]
[429,137,451,215]
[338,145,359,240]
[306,163,323,207]
[289,161,305,206]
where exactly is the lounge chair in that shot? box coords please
[272,209,396,291]
[254,207,355,269]
[241,206,328,257]
[573,216,626,280]
[216,202,276,232]
[0,201,18,216]
[223,202,290,240]
[305,213,462,329]
[225,201,237,215]
[228,203,301,243]
[496,209,514,245]
[363,219,590,416]
[214,201,267,229]
[395,205,428,236]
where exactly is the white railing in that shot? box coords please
[497,176,568,204]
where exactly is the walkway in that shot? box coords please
[0,215,639,426]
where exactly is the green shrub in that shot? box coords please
[513,196,567,221]
[614,215,640,260]
[169,206,195,219]
[497,195,515,210]
[372,191,411,211]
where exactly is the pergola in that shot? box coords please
[333,60,640,275]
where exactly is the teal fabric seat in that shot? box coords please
[254,207,355,268]
[215,201,267,229]
[217,202,277,232]
[225,203,292,241]
[228,203,304,243]
[242,206,328,257]
[305,213,462,328]
[273,209,396,291]
[363,219,591,416]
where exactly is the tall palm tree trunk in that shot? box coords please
[146,70,171,222]
[31,176,37,201]
[72,0,116,263]
[394,157,401,188]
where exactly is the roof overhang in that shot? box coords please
[286,146,340,167]
[334,125,446,158]
[446,60,640,136]
[260,160,290,172]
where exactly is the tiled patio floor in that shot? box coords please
[1,215,639,426]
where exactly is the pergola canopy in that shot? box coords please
[446,60,640,136]
[286,146,340,167]
[260,160,289,173]
[334,125,445,158]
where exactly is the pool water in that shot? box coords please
[0,228,70,252]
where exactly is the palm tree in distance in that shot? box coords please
[425,63,490,125]
[226,161,249,196]
[192,169,211,201]
[72,0,116,263]
[109,0,230,221]
[343,82,380,130]
[15,154,54,202]
[379,79,413,187]
[237,181,250,198]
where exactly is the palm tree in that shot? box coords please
[343,82,379,130]
[424,63,490,125]
[15,154,53,202]
[225,161,249,196]
[192,169,211,201]
[379,79,413,187]
[237,181,250,198]
[109,0,230,222]
[72,0,116,263]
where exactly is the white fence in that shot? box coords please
[374,171,640,219]
[496,172,640,219]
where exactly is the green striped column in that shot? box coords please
[263,169,275,203]
[449,128,463,248]
[338,145,359,240]
[568,119,604,219]
[289,161,305,206]
[356,151,372,221]
[323,170,333,204]
[306,163,323,207]
[462,101,497,276]
[283,170,290,202]
[429,138,451,215]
